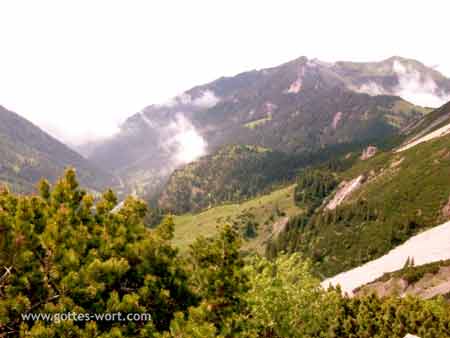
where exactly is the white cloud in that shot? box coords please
[191,90,220,108]
[163,90,220,109]
[356,82,386,96]
[392,60,450,107]
[164,114,207,165]
[355,60,450,107]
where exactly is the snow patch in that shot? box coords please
[325,175,364,210]
[322,220,450,295]
[396,121,450,152]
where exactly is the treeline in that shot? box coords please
[158,141,373,214]
[294,168,338,214]
[158,145,303,214]
[267,159,428,277]
[1,170,449,337]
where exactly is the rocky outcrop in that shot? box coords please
[355,265,450,300]
[324,175,365,210]
[442,196,450,220]
[396,121,450,152]
[360,145,378,160]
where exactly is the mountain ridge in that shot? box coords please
[85,56,441,198]
[0,105,119,192]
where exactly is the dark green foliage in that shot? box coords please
[143,206,166,228]
[2,170,450,337]
[231,212,259,239]
[0,169,196,336]
[294,168,338,214]
[159,145,302,214]
[178,225,250,336]
[268,131,450,277]
[159,141,385,214]
[327,294,450,338]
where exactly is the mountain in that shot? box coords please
[268,100,450,278]
[159,140,377,214]
[85,56,440,197]
[0,105,118,192]
[334,56,450,107]
[158,144,301,213]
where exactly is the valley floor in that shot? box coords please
[172,184,301,253]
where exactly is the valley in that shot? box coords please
[172,184,301,253]
[2,54,450,337]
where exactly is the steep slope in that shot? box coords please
[354,259,450,299]
[323,221,450,295]
[85,56,436,197]
[158,141,372,213]
[268,101,450,277]
[334,56,450,107]
[0,105,118,192]
[158,145,301,213]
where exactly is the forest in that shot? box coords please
[1,170,449,337]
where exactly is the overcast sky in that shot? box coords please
[0,0,449,145]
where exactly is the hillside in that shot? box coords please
[159,144,302,213]
[171,184,301,253]
[323,220,450,295]
[355,259,450,300]
[2,169,449,337]
[268,101,450,278]
[84,56,436,197]
[0,105,118,192]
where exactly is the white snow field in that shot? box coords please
[322,220,450,295]
[396,121,450,152]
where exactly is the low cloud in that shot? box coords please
[163,90,220,109]
[355,60,450,107]
[392,60,450,107]
[165,114,207,165]
[138,112,207,167]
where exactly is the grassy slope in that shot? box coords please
[172,184,301,252]
[301,134,450,277]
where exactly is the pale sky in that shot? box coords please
[0,0,449,145]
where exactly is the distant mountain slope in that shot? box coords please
[158,144,301,213]
[0,105,118,192]
[86,56,437,196]
[334,56,450,107]
[268,101,450,277]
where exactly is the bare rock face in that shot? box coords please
[442,195,450,220]
[360,145,378,160]
[325,175,365,210]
